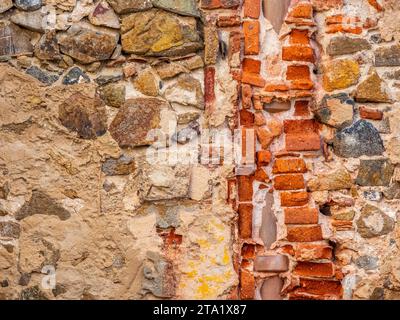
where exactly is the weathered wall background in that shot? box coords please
[1,0,400,300]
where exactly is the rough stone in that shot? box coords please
[172,121,200,145]
[155,55,204,79]
[0,221,21,239]
[315,93,354,128]
[59,93,108,139]
[323,59,360,92]
[10,9,47,33]
[15,190,71,221]
[363,191,383,201]
[20,286,48,300]
[58,22,119,64]
[34,30,61,61]
[89,1,120,29]
[14,0,42,11]
[99,83,125,108]
[164,74,204,109]
[0,22,33,57]
[109,98,167,148]
[107,0,153,14]
[355,256,378,270]
[327,36,371,56]
[101,155,135,176]
[26,66,59,85]
[62,67,90,85]
[308,168,353,191]
[152,0,200,17]
[333,120,385,158]
[0,0,13,13]
[356,159,394,186]
[354,71,391,103]
[204,22,219,65]
[121,9,202,57]
[133,68,159,97]
[375,45,400,67]
[95,72,123,85]
[356,204,395,238]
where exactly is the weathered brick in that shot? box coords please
[217,15,240,27]
[243,21,260,55]
[311,0,343,11]
[294,262,335,278]
[242,73,265,87]
[367,0,383,12]
[241,128,256,165]
[282,46,314,62]
[254,112,266,126]
[254,167,269,182]
[273,158,307,174]
[294,100,310,116]
[288,3,313,19]
[238,175,254,202]
[241,243,256,260]
[243,58,261,74]
[264,83,290,92]
[289,29,310,45]
[284,207,319,224]
[286,134,321,151]
[325,14,360,25]
[274,174,305,190]
[256,127,274,149]
[284,120,317,134]
[326,25,362,35]
[238,203,253,238]
[359,106,383,120]
[244,0,260,19]
[294,278,342,297]
[286,225,323,242]
[287,65,313,90]
[257,150,272,166]
[240,269,255,299]
[204,66,215,105]
[280,191,309,207]
[242,84,253,109]
[295,244,333,260]
[240,109,254,127]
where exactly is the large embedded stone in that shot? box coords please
[327,36,371,56]
[263,0,291,33]
[333,120,385,158]
[14,0,42,11]
[0,22,33,57]
[34,30,61,61]
[323,59,360,92]
[58,22,119,64]
[354,71,391,103]
[164,74,204,109]
[59,93,107,139]
[356,159,394,186]
[89,1,120,29]
[308,168,353,191]
[15,190,71,221]
[0,221,21,239]
[109,98,167,148]
[356,204,395,238]
[375,45,400,67]
[10,9,47,33]
[133,68,159,97]
[0,0,13,13]
[121,9,202,57]
[315,93,354,128]
[107,0,153,14]
[152,0,200,17]
[101,155,135,176]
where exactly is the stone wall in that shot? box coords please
[1,0,400,300]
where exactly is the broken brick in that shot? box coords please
[286,225,323,242]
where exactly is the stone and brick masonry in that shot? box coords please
[1,0,400,300]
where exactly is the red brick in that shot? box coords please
[367,0,383,12]
[264,83,290,92]
[279,244,295,256]
[295,244,333,260]
[238,204,253,238]
[286,65,311,81]
[256,127,274,149]
[241,84,253,109]
[284,207,319,224]
[254,167,269,182]
[274,174,305,190]
[285,134,321,151]
[229,31,241,65]
[241,243,256,260]
[217,15,240,27]
[282,46,314,62]
[359,106,383,120]
[312,0,343,11]
[242,73,265,87]
[286,225,323,242]
[241,128,256,165]
[204,66,215,105]
[280,191,309,207]
[272,158,307,174]
[240,109,254,127]
[201,0,240,9]
[243,21,260,55]
[294,100,310,116]
[294,262,335,278]
[284,119,317,134]
[325,14,360,25]
[240,270,255,300]
[243,58,261,74]
[294,278,342,297]
[244,0,260,19]
[326,24,362,35]
[289,29,310,45]
[289,3,313,19]
[256,150,272,166]
[238,175,254,202]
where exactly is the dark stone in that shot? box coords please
[356,159,394,186]
[1,117,33,134]
[95,73,123,85]
[18,273,31,286]
[26,66,59,86]
[62,67,90,85]
[363,190,382,201]
[34,30,61,61]
[59,93,107,139]
[370,34,383,44]
[0,22,33,57]
[0,182,10,199]
[327,36,371,56]
[14,0,42,11]
[101,155,135,176]
[20,286,48,300]
[356,204,395,238]
[1,280,9,287]
[370,287,384,300]
[385,69,400,80]
[0,221,21,239]
[355,256,378,270]
[15,190,71,221]
[333,120,385,158]
[172,121,200,144]
[52,284,67,297]
[375,45,400,67]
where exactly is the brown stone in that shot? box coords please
[89,0,120,29]
[107,0,153,14]
[99,83,126,108]
[254,255,289,272]
[327,36,371,56]
[59,93,107,140]
[133,67,159,97]
[354,71,391,103]
[34,30,61,61]
[356,159,394,187]
[264,101,291,113]
[0,22,33,57]
[204,22,219,65]
[323,59,360,92]
[307,168,353,191]
[0,221,21,239]
[356,204,395,238]
[164,74,204,109]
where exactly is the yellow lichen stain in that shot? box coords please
[222,247,230,265]
[197,239,210,249]
[151,18,183,52]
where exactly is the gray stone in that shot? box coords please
[363,191,383,202]
[315,93,354,128]
[62,67,90,85]
[260,193,276,249]
[10,9,46,33]
[14,0,42,11]
[356,204,395,238]
[375,45,400,67]
[260,276,283,300]
[0,221,21,239]
[370,287,384,300]
[333,120,385,158]
[95,72,123,85]
[356,159,394,186]
[384,182,400,200]
[172,121,200,145]
[254,255,289,272]
[155,205,181,229]
[101,155,135,176]
[107,0,153,14]
[0,0,13,13]
[0,22,33,57]
[18,273,31,286]
[355,256,378,270]
[327,36,371,56]
[152,0,200,17]
[15,190,71,221]
[59,93,107,139]
[26,66,59,85]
